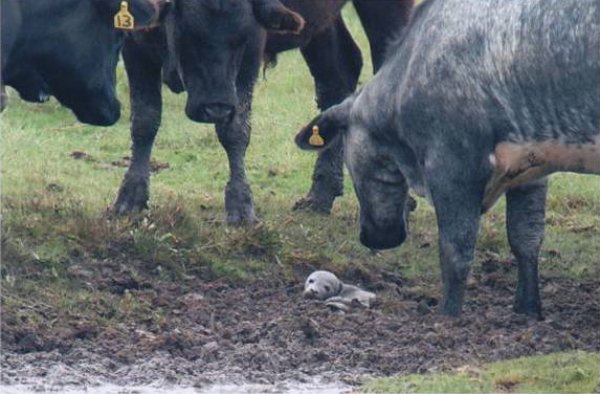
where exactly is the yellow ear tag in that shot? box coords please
[309,125,325,147]
[114,1,135,30]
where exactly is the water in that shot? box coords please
[1,381,352,393]
[2,351,354,393]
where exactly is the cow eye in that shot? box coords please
[324,286,330,292]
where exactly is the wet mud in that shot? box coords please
[2,258,599,390]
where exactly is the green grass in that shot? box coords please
[363,351,600,393]
[1,5,597,284]
[1,5,599,389]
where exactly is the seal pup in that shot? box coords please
[303,270,375,311]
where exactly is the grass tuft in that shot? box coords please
[363,351,600,393]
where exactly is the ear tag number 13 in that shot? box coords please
[114,1,135,30]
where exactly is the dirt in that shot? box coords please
[2,257,599,390]
[70,150,170,173]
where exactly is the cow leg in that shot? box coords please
[112,39,162,215]
[294,18,363,214]
[353,0,414,71]
[214,93,258,225]
[506,178,548,319]
[213,44,261,225]
[430,175,483,316]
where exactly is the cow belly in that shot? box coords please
[482,138,600,211]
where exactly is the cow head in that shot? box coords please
[160,0,304,123]
[296,95,410,250]
[55,0,170,125]
[9,68,50,103]
[2,0,169,126]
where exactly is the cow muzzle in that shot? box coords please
[186,103,235,124]
[359,222,407,250]
[74,98,121,126]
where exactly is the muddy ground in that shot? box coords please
[2,257,599,390]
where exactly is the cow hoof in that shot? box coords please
[292,195,334,214]
[112,197,149,216]
[111,176,150,216]
[224,181,258,226]
[513,302,543,320]
[226,209,259,226]
[438,299,463,317]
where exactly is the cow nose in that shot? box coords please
[359,224,407,250]
[75,101,121,126]
[203,104,234,122]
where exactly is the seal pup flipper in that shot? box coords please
[336,284,376,308]
[324,299,351,312]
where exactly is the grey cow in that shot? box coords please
[296,0,600,317]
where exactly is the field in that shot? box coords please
[1,5,599,393]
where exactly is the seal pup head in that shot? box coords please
[303,270,343,301]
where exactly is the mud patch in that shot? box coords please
[110,156,170,173]
[70,151,169,173]
[2,258,599,390]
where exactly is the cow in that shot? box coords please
[111,0,413,223]
[4,68,50,105]
[295,0,600,318]
[0,0,168,125]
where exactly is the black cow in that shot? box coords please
[0,0,167,125]
[111,0,413,223]
[5,68,50,105]
[296,0,600,317]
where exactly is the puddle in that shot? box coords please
[1,380,351,394]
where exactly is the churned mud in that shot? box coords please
[2,257,599,391]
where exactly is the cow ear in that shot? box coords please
[94,0,171,30]
[295,97,354,151]
[251,0,305,34]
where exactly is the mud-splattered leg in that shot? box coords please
[506,178,548,319]
[112,37,162,215]
[294,18,362,214]
[429,171,483,316]
[213,37,262,225]
[215,87,258,225]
